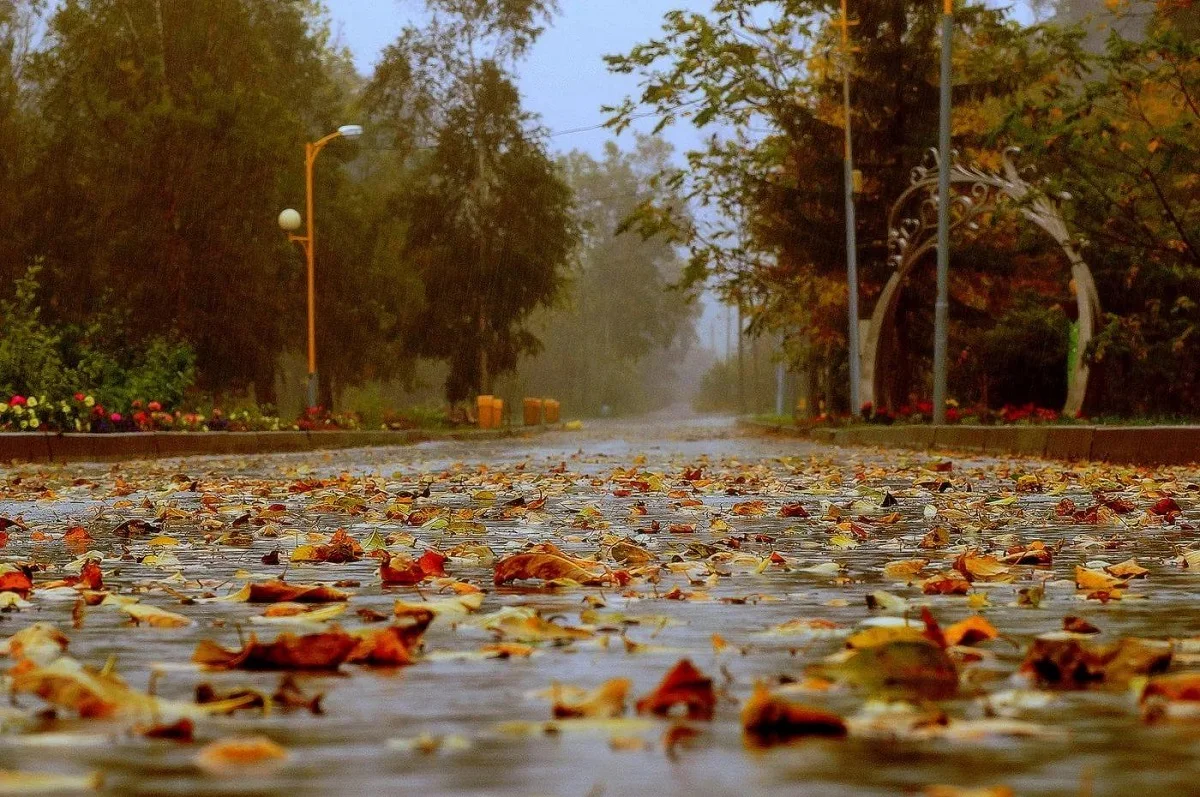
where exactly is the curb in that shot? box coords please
[739,420,1200,466]
[0,427,540,466]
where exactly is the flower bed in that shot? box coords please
[0,394,361,434]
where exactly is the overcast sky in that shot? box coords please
[324,1,1035,159]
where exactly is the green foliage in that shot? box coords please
[0,263,70,399]
[978,297,1070,410]
[992,9,1200,413]
[365,0,576,402]
[0,264,196,409]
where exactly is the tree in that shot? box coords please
[508,139,698,416]
[994,7,1200,414]
[364,0,577,402]
[606,1,1061,411]
[18,0,347,399]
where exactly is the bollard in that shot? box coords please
[477,395,493,429]
[543,399,560,425]
[523,398,544,426]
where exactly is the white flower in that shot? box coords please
[29,417,40,429]
[26,396,37,408]
[84,396,95,407]
[0,403,7,413]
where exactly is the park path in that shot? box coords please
[0,415,1197,796]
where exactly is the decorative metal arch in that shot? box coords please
[859,147,1101,417]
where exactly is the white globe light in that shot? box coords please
[278,208,302,232]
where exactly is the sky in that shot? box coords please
[323,0,716,159]
[324,1,1036,160]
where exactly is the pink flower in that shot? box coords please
[148,401,162,412]
[10,395,25,406]
[110,412,122,423]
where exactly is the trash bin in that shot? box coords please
[543,399,560,425]
[523,398,544,426]
[477,395,494,429]
[490,397,504,428]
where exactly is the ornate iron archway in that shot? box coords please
[859,147,1101,417]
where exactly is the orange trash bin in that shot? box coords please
[477,395,493,429]
[543,399,560,425]
[491,397,504,428]
[523,398,544,426]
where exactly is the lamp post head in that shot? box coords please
[337,125,364,139]
[278,208,303,232]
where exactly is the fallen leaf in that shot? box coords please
[550,678,631,719]
[194,736,288,775]
[635,659,715,721]
[740,682,846,747]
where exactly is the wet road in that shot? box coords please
[0,416,1198,796]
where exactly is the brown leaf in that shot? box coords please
[550,678,631,719]
[493,548,610,586]
[779,503,809,518]
[193,628,360,671]
[921,571,971,595]
[239,581,350,604]
[1021,634,1172,689]
[741,682,846,747]
[635,659,715,721]
[1105,558,1149,579]
[1062,616,1101,634]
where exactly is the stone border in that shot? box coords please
[0,427,537,465]
[741,421,1200,466]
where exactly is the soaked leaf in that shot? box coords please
[635,659,715,721]
[741,683,847,747]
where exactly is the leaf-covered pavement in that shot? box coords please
[0,417,1197,796]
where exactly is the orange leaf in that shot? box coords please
[345,613,432,667]
[635,659,715,721]
[380,552,428,586]
[193,628,359,671]
[195,736,288,774]
[417,549,449,578]
[944,615,999,647]
[0,570,33,597]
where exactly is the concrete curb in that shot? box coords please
[739,420,1200,466]
[0,427,538,466]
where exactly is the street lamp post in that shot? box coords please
[280,124,363,410]
[932,1,953,425]
[839,0,862,418]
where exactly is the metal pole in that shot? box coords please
[932,0,953,425]
[776,360,785,416]
[305,142,319,410]
[841,0,861,418]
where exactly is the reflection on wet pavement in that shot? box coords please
[0,416,1197,796]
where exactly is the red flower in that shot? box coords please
[131,400,143,409]
[74,392,85,402]
[10,395,25,406]
[148,401,162,412]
